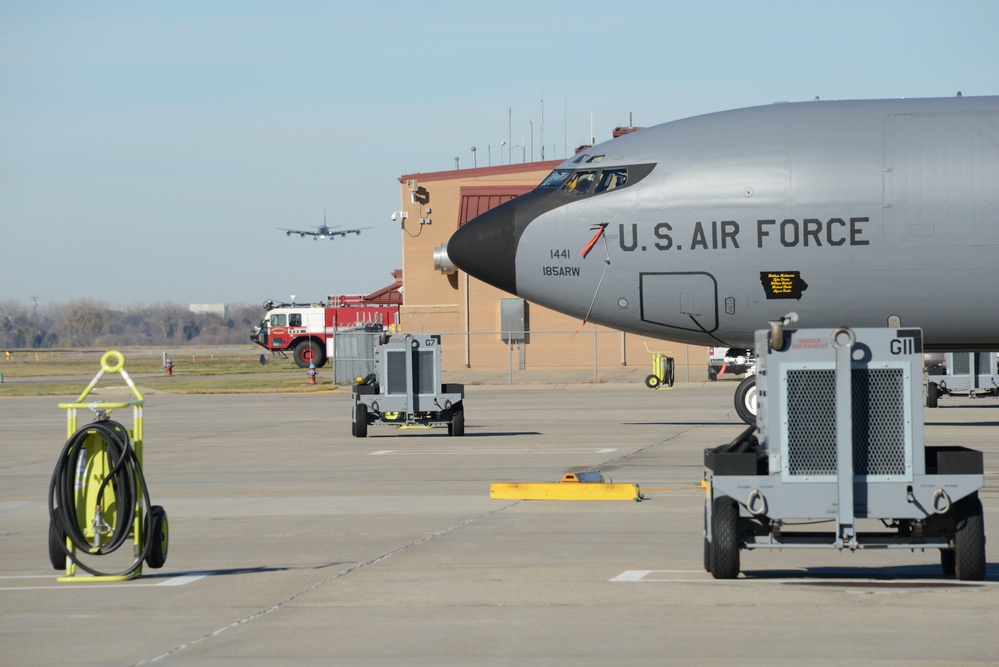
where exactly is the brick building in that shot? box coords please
[394,161,709,381]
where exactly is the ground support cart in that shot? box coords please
[642,341,675,390]
[926,352,999,406]
[48,350,168,582]
[351,333,464,437]
[703,326,986,580]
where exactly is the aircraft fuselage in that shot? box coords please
[447,96,999,351]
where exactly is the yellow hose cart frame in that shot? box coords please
[49,350,168,582]
[643,342,675,390]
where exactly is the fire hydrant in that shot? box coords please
[308,363,317,385]
[164,358,173,376]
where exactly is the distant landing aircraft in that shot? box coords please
[277,213,371,240]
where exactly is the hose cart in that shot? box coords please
[48,350,168,582]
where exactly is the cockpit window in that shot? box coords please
[537,169,572,189]
[594,168,628,193]
[536,163,656,198]
[563,170,597,196]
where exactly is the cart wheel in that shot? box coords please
[48,515,66,571]
[664,357,675,387]
[954,494,986,581]
[711,496,740,579]
[145,505,169,569]
[940,548,956,576]
[926,381,939,408]
[734,375,757,425]
[448,407,465,437]
[703,500,712,573]
[353,403,368,438]
[644,374,660,389]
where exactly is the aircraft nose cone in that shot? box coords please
[447,200,519,295]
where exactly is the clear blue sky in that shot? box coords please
[2,1,996,307]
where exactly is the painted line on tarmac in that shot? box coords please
[368,448,619,455]
[0,571,212,591]
[611,569,999,586]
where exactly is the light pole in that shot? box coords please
[471,146,477,168]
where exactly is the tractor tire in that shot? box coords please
[145,505,169,569]
[926,381,939,408]
[954,494,986,581]
[710,496,740,579]
[353,403,368,438]
[48,515,66,571]
[448,407,465,437]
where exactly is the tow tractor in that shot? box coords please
[703,319,986,580]
[351,333,465,437]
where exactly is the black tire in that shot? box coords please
[710,496,740,579]
[940,548,956,576]
[664,357,674,387]
[48,515,66,571]
[954,494,986,581]
[644,374,660,389]
[293,340,326,368]
[353,403,368,438]
[449,407,465,437]
[926,381,939,408]
[734,375,757,425]
[703,500,712,573]
[145,505,168,569]
[708,369,718,382]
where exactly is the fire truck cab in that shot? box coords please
[252,300,334,368]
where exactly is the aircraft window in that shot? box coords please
[586,155,605,164]
[563,170,597,196]
[537,169,572,189]
[572,154,589,164]
[289,313,302,327]
[594,168,629,193]
[271,314,287,326]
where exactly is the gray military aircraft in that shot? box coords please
[278,213,371,240]
[444,95,999,421]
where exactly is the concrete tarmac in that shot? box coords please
[1,381,997,666]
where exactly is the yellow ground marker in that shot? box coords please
[490,472,643,501]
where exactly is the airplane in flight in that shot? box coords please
[278,213,371,240]
[444,95,999,421]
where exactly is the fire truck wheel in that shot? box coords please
[294,341,326,368]
[353,403,368,438]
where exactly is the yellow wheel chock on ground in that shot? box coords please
[49,350,168,582]
[490,471,643,501]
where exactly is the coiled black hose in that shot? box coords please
[48,419,153,576]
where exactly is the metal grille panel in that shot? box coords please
[386,350,408,394]
[851,368,906,475]
[786,369,837,475]
[415,350,435,394]
[785,367,907,477]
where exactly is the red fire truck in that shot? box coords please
[251,271,402,368]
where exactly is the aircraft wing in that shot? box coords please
[333,226,372,237]
[276,227,320,238]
